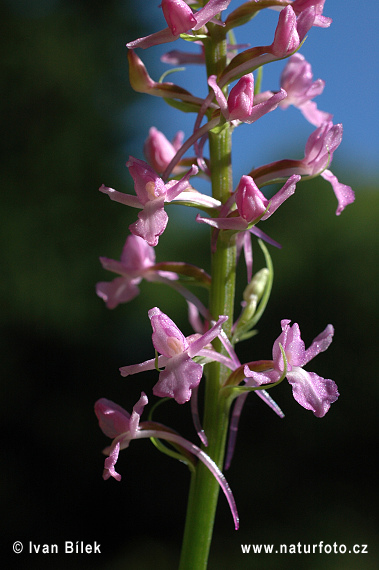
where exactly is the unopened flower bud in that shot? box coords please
[243,268,269,304]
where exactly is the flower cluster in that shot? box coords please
[95,0,352,537]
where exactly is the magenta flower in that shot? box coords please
[197,174,300,232]
[95,393,239,529]
[295,122,355,215]
[100,157,198,246]
[208,73,287,123]
[244,319,339,417]
[219,5,315,89]
[96,234,178,309]
[95,393,148,481]
[120,308,232,404]
[279,53,332,126]
[251,121,355,215]
[225,0,331,34]
[289,0,332,28]
[144,127,184,174]
[126,0,232,50]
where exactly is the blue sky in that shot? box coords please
[125,0,379,188]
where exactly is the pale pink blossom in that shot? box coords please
[219,6,315,89]
[96,235,177,309]
[208,73,287,123]
[244,320,339,417]
[100,157,198,246]
[279,53,332,126]
[95,393,239,529]
[289,0,331,28]
[120,308,232,404]
[144,127,184,174]
[126,0,232,50]
[250,122,355,215]
[197,174,300,231]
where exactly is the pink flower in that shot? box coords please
[126,0,232,50]
[144,127,184,174]
[197,174,300,231]
[279,53,332,126]
[244,320,339,417]
[218,5,315,90]
[301,123,355,214]
[290,0,332,28]
[95,392,148,480]
[208,73,287,123]
[250,122,355,215]
[96,234,177,309]
[100,157,198,246]
[95,393,239,529]
[120,308,232,404]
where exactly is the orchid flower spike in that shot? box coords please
[95,394,239,529]
[279,53,332,126]
[96,234,178,309]
[100,157,198,246]
[120,308,233,404]
[126,0,232,50]
[244,319,339,417]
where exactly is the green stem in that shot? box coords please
[179,21,237,570]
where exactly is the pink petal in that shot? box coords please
[287,368,339,417]
[153,353,203,404]
[298,100,333,127]
[193,0,232,30]
[96,277,140,309]
[187,315,228,357]
[321,169,355,215]
[119,355,169,377]
[129,198,168,247]
[162,0,197,36]
[244,89,287,124]
[103,441,122,481]
[261,174,300,220]
[129,392,149,437]
[270,6,299,57]
[149,307,188,357]
[303,324,334,364]
[120,234,156,270]
[126,27,177,50]
[95,398,131,438]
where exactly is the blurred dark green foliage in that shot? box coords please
[1,1,378,568]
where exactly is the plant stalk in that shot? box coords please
[179,20,237,570]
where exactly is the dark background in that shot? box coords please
[1,1,378,568]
